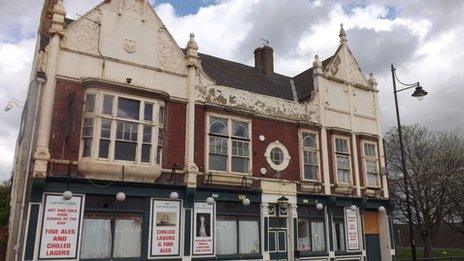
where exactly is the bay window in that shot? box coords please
[363,142,380,187]
[81,91,164,165]
[334,137,351,184]
[300,132,320,181]
[208,115,251,174]
[297,206,326,252]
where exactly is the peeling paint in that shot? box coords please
[196,70,320,123]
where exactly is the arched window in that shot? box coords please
[208,116,251,174]
[301,132,319,181]
[210,118,227,135]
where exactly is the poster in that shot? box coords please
[38,194,83,260]
[345,208,360,250]
[193,202,214,255]
[150,199,181,257]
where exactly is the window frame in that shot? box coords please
[333,135,353,185]
[79,89,165,167]
[80,211,144,260]
[361,140,381,188]
[205,113,252,175]
[215,214,261,256]
[299,130,321,182]
[265,141,291,171]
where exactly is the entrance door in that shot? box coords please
[268,217,288,260]
[364,211,382,261]
[366,235,381,261]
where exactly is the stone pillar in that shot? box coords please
[352,133,361,196]
[379,210,393,261]
[288,204,298,261]
[33,0,65,178]
[261,202,270,261]
[184,33,199,187]
[313,55,331,195]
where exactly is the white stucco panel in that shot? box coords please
[324,80,350,112]
[196,71,320,123]
[61,0,186,75]
[352,88,376,119]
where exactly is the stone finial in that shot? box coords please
[313,54,323,76]
[313,55,322,68]
[186,33,199,61]
[339,23,347,44]
[368,72,378,88]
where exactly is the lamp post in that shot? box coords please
[390,64,428,261]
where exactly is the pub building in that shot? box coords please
[6,1,395,261]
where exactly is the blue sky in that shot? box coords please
[152,0,216,16]
[0,0,463,181]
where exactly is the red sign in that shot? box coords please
[38,194,83,260]
[150,200,181,257]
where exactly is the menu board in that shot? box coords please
[345,208,360,251]
[150,200,181,257]
[192,202,214,255]
[38,194,83,260]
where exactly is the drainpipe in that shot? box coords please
[14,71,46,261]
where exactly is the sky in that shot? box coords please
[0,0,463,181]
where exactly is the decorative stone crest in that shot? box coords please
[123,38,136,53]
[330,55,341,76]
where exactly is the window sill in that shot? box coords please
[300,181,323,193]
[295,250,329,258]
[205,172,253,186]
[78,159,161,183]
[365,187,382,197]
[333,183,355,194]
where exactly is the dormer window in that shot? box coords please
[81,90,164,166]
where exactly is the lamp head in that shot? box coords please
[242,198,251,206]
[36,71,47,83]
[170,191,179,199]
[63,190,73,200]
[412,84,428,101]
[4,103,13,112]
[206,196,215,205]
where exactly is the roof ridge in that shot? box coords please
[198,52,291,79]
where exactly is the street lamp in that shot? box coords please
[391,64,428,261]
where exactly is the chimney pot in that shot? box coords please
[254,46,274,76]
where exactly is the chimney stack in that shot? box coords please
[254,45,274,76]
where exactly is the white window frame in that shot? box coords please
[333,136,352,185]
[205,113,252,175]
[79,89,165,167]
[299,130,321,182]
[265,141,290,171]
[362,140,381,188]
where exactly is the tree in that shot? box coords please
[447,167,464,238]
[0,180,11,227]
[384,124,464,258]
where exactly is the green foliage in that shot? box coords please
[0,180,11,227]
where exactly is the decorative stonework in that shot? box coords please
[62,10,101,54]
[157,27,186,74]
[196,71,320,123]
[122,0,144,15]
[123,38,136,53]
[330,55,341,76]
